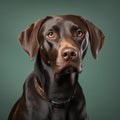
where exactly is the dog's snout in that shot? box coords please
[61,48,79,61]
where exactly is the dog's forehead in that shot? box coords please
[42,15,87,30]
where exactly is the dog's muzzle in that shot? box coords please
[54,47,82,75]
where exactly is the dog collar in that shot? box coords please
[34,78,77,108]
[49,95,75,109]
[34,78,48,100]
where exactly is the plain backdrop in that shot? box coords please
[0,0,120,120]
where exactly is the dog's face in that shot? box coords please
[38,16,89,74]
[19,15,105,75]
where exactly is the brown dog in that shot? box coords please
[8,15,105,120]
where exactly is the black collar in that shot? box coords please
[49,95,75,109]
[34,78,77,108]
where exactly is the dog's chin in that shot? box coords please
[54,64,82,75]
[61,66,79,74]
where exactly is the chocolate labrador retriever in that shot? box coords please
[8,15,105,120]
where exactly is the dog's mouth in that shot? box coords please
[54,62,82,75]
[61,64,82,74]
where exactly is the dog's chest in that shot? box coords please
[50,108,68,120]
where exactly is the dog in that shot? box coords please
[8,15,105,120]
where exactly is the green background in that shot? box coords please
[0,0,120,120]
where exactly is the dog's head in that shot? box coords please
[19,15,105,75]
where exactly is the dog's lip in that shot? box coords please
[54,62,82,74]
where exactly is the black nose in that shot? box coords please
[61,48,78,61]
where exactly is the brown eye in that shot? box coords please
[48,32,54,38]
[47,31,57,40]
[76,30,84,38]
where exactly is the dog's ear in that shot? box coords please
[85,20,105,59]
[18,19,44,60]
[80,16,105,59]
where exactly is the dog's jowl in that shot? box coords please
[8,15,105,120]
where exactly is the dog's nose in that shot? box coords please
[61,48,78,61]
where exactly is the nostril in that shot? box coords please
[63,52,68,57]
[63,52,69,61]
[71,51,77,57]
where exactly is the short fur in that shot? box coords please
[8,15,105,120]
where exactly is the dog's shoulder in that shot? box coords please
[22,72,37,95]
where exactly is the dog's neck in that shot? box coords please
[34,54,78,101]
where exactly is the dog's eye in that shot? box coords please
[47,31,57,40]
[76,30,84,38]
[48,32,54,37]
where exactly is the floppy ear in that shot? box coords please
[18,19,44,60]
[85,20,105,59]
